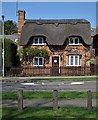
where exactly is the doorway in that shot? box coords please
[51,56,60,76]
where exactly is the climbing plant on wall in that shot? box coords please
[18,47,49,65]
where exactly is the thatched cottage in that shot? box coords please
[18,10,92,76]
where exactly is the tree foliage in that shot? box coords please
[17,47,24,58]
[4,20,18,35]
[25,47,49,58]
[38,48,49,57]
[18,47,49,64]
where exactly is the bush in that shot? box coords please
[4,39,17,67]
[21,47,49,63]
[0,39,2,67]
[38,48,49,57]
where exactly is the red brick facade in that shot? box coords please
[30,42,90,68]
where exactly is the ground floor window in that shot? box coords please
[33,57,44,66]
[67,55,80,66]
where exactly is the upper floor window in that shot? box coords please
[33,37,45,45]
[68,37,79,45]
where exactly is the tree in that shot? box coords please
[4,20,18,35]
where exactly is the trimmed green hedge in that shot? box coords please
[0,39,2,67]
[0,38,20,76]
[4,39,17,67]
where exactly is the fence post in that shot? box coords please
[53,90,58,110]
[18,89,23,110]
[87,90,92,111]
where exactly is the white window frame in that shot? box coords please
[33,57,44,66]
[68,37,79,45]
[32,37,45,45]
[66,55,81,66]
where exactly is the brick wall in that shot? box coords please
[18,10,25,34]
[30,43,91,68]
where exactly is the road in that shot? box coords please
[1,80,96,92]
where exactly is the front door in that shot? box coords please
[51,56,60,76]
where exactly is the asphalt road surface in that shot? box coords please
[1,80,96,92]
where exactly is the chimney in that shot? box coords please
[18,10,25,35]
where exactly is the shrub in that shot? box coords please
[0,39,2,67]
[4,39,17,67]
[19,47,49,64]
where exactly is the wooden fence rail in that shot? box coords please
[18,89,23,110]
[87,90,92,111]
[17,89,93,111]
[53,90,58,110]
[6,66,95,77]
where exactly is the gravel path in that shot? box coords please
[2,98,96,107]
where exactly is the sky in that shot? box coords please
[1,2,96,28]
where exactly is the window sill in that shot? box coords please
[66,65,81,67]
[68,44,80,46]
[32,44,46,46]
[33,65,43,67]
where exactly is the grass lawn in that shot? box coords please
[1,91,96,100]
[1,107,97,120]
[31,77,96,82]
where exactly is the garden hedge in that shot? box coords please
[4,38,17,67]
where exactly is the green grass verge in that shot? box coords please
[1,107,97,120]
[31,77,96,82]
[1,91,96,100]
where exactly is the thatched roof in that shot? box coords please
[19,19,91,46]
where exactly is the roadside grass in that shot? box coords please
[2,107,97,120]
[2,91,96,100]
[31,77,96,82]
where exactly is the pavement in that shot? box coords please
[0,75,96,80]
[0,75,97,83]
[2,98,96,107]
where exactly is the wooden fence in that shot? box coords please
[6,66,95,77]
[18,89,93,111]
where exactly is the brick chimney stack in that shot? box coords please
[18,10,25,35]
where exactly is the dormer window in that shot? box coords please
[33,37,45,45]
[68,37,79,45]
